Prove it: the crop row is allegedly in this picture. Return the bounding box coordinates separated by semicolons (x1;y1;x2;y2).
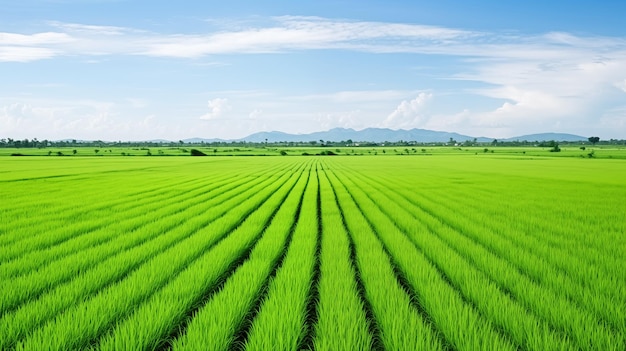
5;160;305;349
1;156;623;350
323;157;625;350
0;161;291;313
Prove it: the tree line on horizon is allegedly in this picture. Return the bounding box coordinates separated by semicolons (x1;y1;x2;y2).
0;136;622;149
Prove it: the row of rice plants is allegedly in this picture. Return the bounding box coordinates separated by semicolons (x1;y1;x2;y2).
13;162;304;350
243;166;319;351
364;156;625;313
409;185;626;336
404;192;623;349
0;158;291;277
0;156;274;242
330;159;624;350
406;172;625;284
0;167;205;242
360;166;626;345
351;157;624;287
0;168;265;279
336;167;580;351
0;166;278;316
471;174;625;249
334;155;624;287
167;165;311;351
0;157;293;254
0;168;233;262
312;167;373;351
323;168;446;350
321;162;517;351
97;162;309;350
433;179;624;261
0;162;291;349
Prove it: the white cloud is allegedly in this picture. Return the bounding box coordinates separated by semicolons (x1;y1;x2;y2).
451;49;626;137
0;17;478;61
316;110;363;130
142;17;475;58
382;93;432;128
0;32;73;45
0;46;58;62
1;101;92;138
47;22;135;36
200;98;231;120
0;97;172;140
249;109;262;120
1;17;624;64
0;31;72;62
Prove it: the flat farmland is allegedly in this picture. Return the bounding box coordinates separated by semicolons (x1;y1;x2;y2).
1;155;624;350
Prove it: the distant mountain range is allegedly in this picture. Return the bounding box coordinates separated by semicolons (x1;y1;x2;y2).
501;133;587;142
183;128;587;144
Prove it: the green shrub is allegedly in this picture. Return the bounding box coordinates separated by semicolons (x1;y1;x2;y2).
190;149;207;156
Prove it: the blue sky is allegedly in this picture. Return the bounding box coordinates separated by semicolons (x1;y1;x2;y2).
2;0;626;141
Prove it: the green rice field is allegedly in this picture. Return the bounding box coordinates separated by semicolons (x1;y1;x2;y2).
1;155;625;350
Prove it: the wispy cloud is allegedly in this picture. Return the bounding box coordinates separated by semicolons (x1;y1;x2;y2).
0;31;73;45
0;31;71;61
2;16;625;63
0;46;58;62
0;17;478;61
47;22;136;36
142;16;477;57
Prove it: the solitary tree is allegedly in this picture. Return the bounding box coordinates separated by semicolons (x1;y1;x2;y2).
549;141;561;152
588;136;600;145
190;149;206;156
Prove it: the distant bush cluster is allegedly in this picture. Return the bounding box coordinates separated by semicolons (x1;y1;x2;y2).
190;149;207;156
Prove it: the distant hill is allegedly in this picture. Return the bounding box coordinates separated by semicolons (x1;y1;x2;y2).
504;133;587;142
239;128;493;143
50;129;590;144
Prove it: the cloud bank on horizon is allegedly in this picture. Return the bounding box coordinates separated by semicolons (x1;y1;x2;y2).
1;1;625;141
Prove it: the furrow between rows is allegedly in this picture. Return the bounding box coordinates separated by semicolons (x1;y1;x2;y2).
0;171;241;262
0;168;270;279
325;166;448;351
0;170;208;244
165;163;310;351
0;168;278;317
325;161;517;351
413;187;626;324
311;165;373;351
243;164;320;351
337;161;622;350
12;163;300;351
0;163;290;349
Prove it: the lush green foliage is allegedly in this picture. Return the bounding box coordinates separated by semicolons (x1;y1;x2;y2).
2;144;626;159
1;155;624;350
